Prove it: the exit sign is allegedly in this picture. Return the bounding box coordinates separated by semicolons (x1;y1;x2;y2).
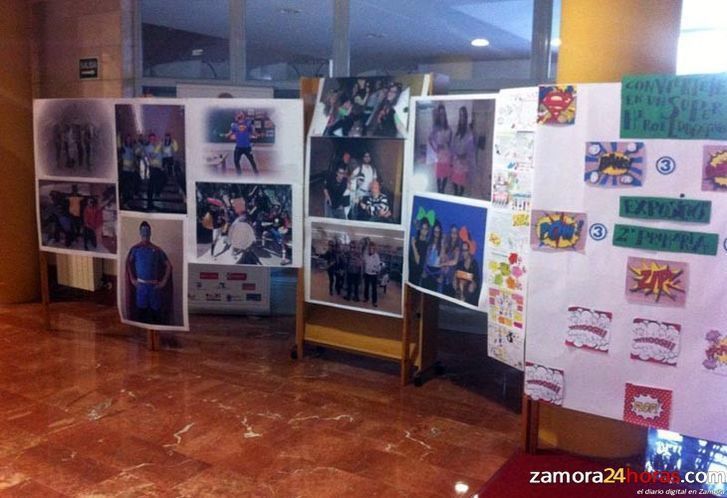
79;57;99;79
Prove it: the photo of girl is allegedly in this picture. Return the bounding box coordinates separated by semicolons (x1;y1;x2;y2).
411;96;496;201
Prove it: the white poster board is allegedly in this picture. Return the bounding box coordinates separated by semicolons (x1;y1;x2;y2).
525;82;727;443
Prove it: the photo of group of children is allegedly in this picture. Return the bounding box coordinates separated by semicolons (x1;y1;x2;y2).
307;221;404;316
194;182;294;266
408;193;488;311
412;97;496;200
307;137;403;225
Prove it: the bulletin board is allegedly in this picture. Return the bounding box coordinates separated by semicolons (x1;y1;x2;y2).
525;78;727;443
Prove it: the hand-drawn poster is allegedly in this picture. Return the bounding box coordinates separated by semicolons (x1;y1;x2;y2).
530;210;587;253
524;362;564;406
488;321;524;370
703;330;727;375
584;141;645;187
538;85;576;125
623;383;672;430
630;318;681;366
486;88;538;371
703;145;727;191
526;80;727;444
625;257;688;308
565;306;611;352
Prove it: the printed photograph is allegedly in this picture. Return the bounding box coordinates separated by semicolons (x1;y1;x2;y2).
118;214;187;330
412;97;496;200
408;194;488;311
37;180;117;257
34;99;116;180
307;137;403;224
311;75;429;138
190;101;304;182
116;103;187;213
194;182;295;267
307;220;404;317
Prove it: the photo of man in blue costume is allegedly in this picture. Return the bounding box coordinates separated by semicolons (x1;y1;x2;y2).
124;221;174;325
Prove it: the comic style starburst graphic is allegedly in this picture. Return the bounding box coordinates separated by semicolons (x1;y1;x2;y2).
628;261;685;302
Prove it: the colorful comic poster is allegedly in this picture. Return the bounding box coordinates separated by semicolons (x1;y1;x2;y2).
584;141;645;187
630;318;681;366
625;257;688;308
530;210;587;252
703;330;727;375
703;145;727;192
537;85;576;125
565;306;611;352
525;362;564;405
623;383;672;430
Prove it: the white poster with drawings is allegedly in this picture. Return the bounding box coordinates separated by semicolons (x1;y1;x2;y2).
486;87;538;371
525;81;727;444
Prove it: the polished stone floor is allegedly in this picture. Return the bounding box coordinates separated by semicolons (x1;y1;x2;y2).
0;301;520;497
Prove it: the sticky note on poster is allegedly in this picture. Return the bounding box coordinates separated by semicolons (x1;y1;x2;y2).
531;210;587;252
630;318;681;366
538;85;576;125
525;362;564;406
620;73;727;140
703;329;727;375
626;257;688;308
584;141;645;187
566;306;611;352
619;196;712;223
613;224;718;256
623;383;672;430
703;145;727;192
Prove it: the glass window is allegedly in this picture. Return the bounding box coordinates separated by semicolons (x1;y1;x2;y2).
141;0;231;80
677;0;727;74
245;0;332;82
349;0;539;90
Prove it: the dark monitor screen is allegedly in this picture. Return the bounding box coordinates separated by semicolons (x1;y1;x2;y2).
646;428;727;495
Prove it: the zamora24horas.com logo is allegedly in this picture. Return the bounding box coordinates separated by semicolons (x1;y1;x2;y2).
530;467;727;493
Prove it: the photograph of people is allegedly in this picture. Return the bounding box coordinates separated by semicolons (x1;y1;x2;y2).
407;194;488;311
191;101;303;182
312;75;429;138
412;97;496;201
228;111;259;175
34;99;116;180
118;215;186;330
115;103;186;213
195;182;294;266
308;137;403;224
37;180;117;256
307;221;404;317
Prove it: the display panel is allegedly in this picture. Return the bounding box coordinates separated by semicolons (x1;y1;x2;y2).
525;81;727;443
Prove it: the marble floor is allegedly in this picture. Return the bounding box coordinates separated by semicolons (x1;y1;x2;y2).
0;301;521;497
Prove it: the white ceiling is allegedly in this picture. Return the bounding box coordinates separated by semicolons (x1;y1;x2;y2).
141;0;560;71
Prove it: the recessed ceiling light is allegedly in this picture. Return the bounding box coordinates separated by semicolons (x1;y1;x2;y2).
552;37;562;47
454;482;470;494
471;38;490;47
279;7;301;14
191;48;204;56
